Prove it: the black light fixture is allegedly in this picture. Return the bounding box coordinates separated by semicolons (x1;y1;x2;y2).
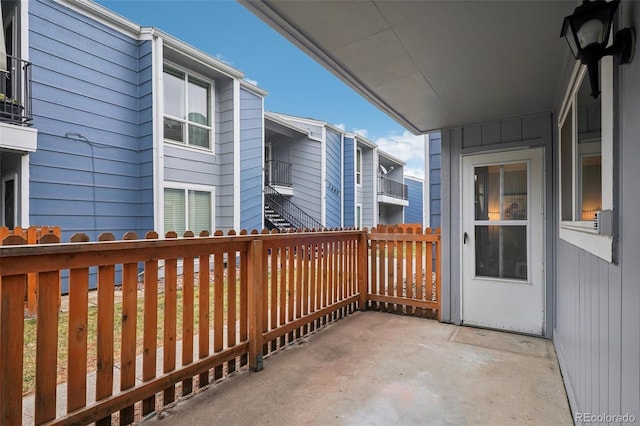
561;0;635;98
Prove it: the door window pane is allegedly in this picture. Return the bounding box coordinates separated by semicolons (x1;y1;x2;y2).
503;163;527;221
475;225;527;280
475;163;527;221
474;166;500;221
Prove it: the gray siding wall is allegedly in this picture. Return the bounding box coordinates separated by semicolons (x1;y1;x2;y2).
552;3;640;418
163;145;217;186
429;132;441;229
379;204;403;225
441;112;554;334
29;0;151;241
290;135;322;222
239;88;263;232
270;140;291;163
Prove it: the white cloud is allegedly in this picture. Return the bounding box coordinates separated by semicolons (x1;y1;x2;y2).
403;167;425;180
215;53;232;65
334;123;346;131
374;130;425;162
373;130;426;177
244;78;259;86
352;128;368;138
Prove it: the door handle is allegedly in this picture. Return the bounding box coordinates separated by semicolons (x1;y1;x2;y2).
463;232;469;244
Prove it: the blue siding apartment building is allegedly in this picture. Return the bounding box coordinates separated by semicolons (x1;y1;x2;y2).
1;0;266;240
1;0;423;239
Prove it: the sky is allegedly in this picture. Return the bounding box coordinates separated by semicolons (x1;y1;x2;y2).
96;0;426;179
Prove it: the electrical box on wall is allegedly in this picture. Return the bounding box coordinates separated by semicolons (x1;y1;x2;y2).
594;210;613;235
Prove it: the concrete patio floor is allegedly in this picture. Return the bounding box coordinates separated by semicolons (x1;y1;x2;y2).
142;311;572;425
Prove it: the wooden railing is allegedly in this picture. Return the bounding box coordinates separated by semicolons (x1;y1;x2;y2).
366;226;441;319
0;226;62;316
0;226;440;425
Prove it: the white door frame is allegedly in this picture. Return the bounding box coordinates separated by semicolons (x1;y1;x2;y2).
460;147;545;335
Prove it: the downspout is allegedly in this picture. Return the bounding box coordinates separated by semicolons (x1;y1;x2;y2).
260;97;265;231
20;0;31;227
150;30;165;234
424;133;431;228
320;126;326;226
340;132;344;228
354;140;357;228
233;79;241;232
373;147;379;227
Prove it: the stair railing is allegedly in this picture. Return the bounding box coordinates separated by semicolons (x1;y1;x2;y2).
264;184;324;230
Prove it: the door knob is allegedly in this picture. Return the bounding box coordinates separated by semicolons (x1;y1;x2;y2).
463;232;469;244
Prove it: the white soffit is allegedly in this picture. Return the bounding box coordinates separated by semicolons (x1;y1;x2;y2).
241;0;576;134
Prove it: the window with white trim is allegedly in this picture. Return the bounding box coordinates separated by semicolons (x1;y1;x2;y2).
558;56;614;261
164;187;213;236
356;148;362;186
163;66;213;150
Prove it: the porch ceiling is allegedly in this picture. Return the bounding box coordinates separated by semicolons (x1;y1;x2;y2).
241;1;576;134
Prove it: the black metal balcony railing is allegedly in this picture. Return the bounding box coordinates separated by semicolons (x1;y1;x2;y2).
378;176;408;200
0;55;33;126
265;160;292;187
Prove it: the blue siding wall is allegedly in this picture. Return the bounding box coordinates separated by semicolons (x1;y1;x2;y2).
239;88;263;231
343;136;355;227
29;0;151;243
325;129;342;228
405;178;423;225
429;132;441;228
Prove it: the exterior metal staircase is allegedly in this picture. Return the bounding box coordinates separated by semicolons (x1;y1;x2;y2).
264;204;295;231
264;184;324;231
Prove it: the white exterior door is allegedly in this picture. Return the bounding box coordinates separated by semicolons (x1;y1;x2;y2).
461;148;545;335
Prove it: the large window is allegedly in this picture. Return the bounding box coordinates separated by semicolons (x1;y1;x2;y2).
558;57;613;261
164;187;213;236
163;66;213;150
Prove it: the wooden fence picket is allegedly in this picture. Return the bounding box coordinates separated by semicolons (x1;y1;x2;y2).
67;233;90;413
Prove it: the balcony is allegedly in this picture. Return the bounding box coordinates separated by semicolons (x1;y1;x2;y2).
265;159;293;195
1;55;33;126
378;176;409;206
0;55;37;153
0;226;572;424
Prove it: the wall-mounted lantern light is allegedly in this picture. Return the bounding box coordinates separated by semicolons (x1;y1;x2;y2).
561;0;635;98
